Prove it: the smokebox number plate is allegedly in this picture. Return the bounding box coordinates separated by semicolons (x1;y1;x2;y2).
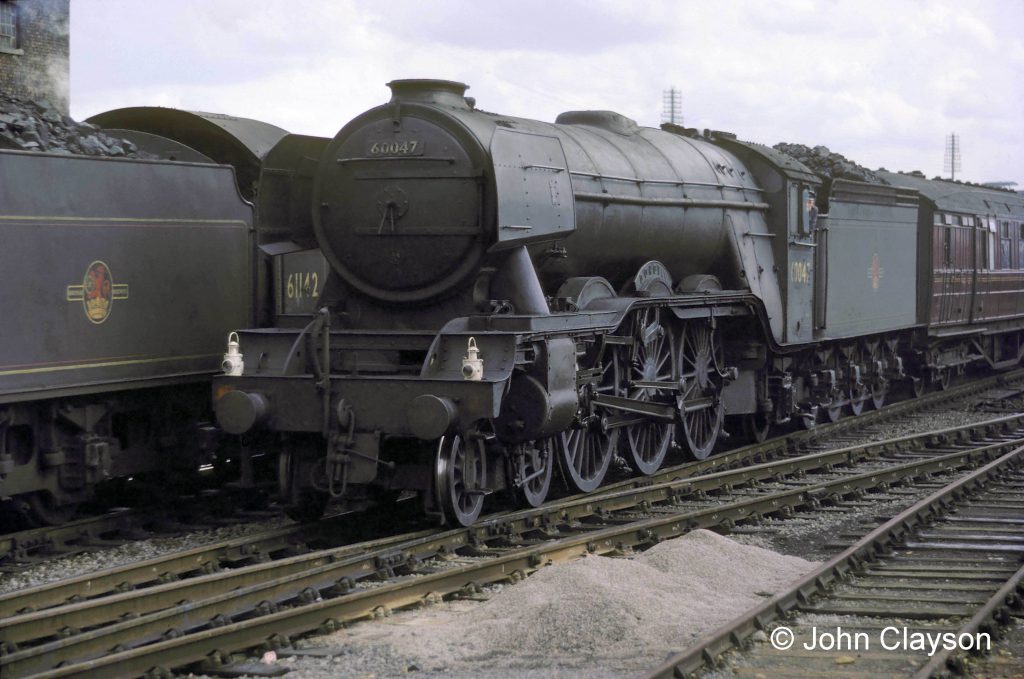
367;139;424;156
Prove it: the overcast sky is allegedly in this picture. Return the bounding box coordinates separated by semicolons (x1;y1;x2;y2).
70;0;1023;187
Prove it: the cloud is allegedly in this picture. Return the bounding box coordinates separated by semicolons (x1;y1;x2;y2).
367;0;670;53
70;0;1024;187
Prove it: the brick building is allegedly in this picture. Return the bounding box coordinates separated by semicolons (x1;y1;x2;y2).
0;0;70;113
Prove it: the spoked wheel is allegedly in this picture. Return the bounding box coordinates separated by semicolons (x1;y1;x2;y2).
819;352;845;423
675;320;724;460
435;434;487;526
24;492;78;527
621;307;675;475
869;379;887;410
909;375;926;398
846;347;870;416
511;437;557;508
278;443;329;523
934;368;952;391
849;380;869;416
560;343;621;493
560;425;614;493
866;343;894;410
741;411;771;444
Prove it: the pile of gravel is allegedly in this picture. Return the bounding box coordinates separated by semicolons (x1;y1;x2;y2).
0;92;145;157
311;529;817;676
773;142;889;185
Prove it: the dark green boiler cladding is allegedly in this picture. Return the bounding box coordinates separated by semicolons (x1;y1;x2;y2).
313;79;778;328
211;77;1024;526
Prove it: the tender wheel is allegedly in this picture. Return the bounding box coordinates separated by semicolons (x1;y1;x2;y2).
870;382;887;410
847;347;870;416
278;442;329;523
621;307;675;475
560;342;621;493
909;375;925;398
849;393;866;416
741;412;771;444
868;343;892;410
512;437;557;508
675;320;724;460
934;368;952;391
849;383;869;416
24;492;78;527
819;351;845;423
435;434;486;526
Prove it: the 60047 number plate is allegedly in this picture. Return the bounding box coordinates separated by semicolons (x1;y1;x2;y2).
367;139;424;156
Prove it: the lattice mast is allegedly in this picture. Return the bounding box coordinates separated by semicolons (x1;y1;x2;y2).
944;133;961;181
662;87;683;126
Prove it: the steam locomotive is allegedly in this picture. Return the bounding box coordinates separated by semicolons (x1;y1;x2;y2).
212;79;1024;526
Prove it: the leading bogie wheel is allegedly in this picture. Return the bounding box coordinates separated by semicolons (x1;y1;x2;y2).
435;434;487;526
512;437;557;508
278;444;329;523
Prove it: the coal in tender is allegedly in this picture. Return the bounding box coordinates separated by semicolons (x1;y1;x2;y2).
0;92;147;158
773;141;889;185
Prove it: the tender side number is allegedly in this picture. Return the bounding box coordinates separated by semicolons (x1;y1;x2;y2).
286;271;320;300
368;139;423;156
791;260;811;285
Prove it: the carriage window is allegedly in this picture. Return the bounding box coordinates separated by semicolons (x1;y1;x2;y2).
1000;232;1013;269
1018;223;1024;269
944;214;954;225
934;212;944;225
980;231;996;270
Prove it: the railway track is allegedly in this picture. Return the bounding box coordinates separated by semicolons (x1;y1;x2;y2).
0;500;287;574
3;369;1020;571
646;443;1024;679
2;410;1023;677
